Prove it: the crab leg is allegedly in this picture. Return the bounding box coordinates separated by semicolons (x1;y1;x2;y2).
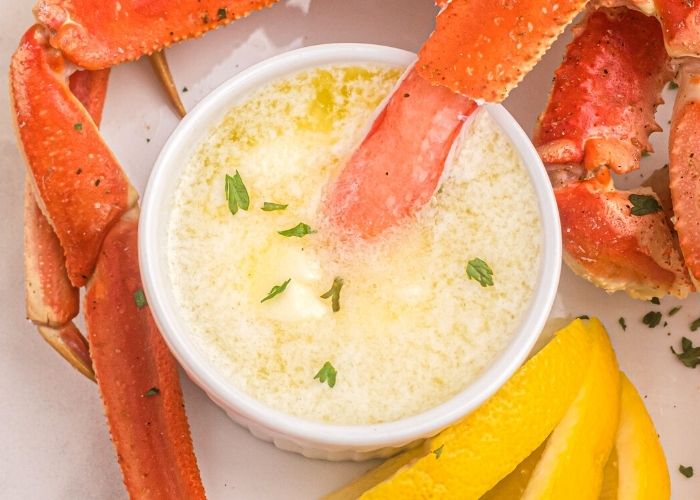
86;209;205;498
22;64;110;380
24;180;94;380
534;7;692;299
669;61;700;285
327;0;586;238
34;0;280;69
325;68;476;238
12;26;204;497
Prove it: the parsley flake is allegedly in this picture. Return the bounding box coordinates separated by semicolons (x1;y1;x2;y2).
314;361;337;388
261;278;291;303
642;311;662;328
641;150;650;157
619;317;627;331
225;171;250;216
261;202;288;212
320;277;344;312
217;7;227;19
629;194;661;216
144;387;160;397
433;444;444;459
577;315;590;320
278;222;315;238
73;123;83;131
671;337;700;368
691;317;700;332
650;297;660;305
680;465;694;478
669;81;679;90
466;258;494;287
134;289;147;309
669;306;682;316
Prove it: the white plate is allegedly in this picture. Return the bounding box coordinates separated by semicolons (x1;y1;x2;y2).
0;1;697;498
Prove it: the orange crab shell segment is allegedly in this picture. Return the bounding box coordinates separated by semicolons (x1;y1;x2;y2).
669;64;700;282
85;209;205;499
34;0;280;69
24;179;79;327
11;25;136;287
535;8;670;175
556;179;692;299
325;67;476;238
654;0;700;57
417;0;586;102
68;69;111;126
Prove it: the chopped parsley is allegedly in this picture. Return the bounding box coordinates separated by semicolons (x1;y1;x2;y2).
278;222;315;238
641;150;650;157
144;387;160;397
260;278;291;303
669;81;679;90
314;361;337;388
671;337;700;368
261;202;288;212
642;311;662;328
320;277;344;312
629;194;661;216
619;317;627;331
650;297;660;305
691;317;700;332
217;7;227;20
433;444;444;459
133;289;147;309
73;123;83;131
680;465;694;478
225;171;250;215
577;315;590;320
669;306;682;316
466;258;494;287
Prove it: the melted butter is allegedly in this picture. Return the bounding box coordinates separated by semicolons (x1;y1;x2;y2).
168;64;542;424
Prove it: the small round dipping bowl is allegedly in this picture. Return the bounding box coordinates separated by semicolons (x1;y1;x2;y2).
139;43;561;461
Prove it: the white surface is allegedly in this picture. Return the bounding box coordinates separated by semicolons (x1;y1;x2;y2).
0;1;697;498
140;43;560;460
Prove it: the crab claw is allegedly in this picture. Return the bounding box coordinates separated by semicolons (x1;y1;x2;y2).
556;177;691;299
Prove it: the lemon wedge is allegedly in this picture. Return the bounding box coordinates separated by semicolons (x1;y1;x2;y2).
324;318;596;499
599;373;670;500
520;317;620;499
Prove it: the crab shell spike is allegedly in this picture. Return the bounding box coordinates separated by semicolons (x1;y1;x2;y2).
669;61;700;284
34;0;280;69
535;8;670;175
85;208;205;499
556;178;692;299
325;67;476;238
417;0;587;102
11;25;137;287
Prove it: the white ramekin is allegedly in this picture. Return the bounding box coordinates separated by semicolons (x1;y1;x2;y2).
139;43;561;461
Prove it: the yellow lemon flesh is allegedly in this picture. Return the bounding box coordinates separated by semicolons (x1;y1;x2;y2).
325;318;596;499
520;317;620;499
599;373;670;500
